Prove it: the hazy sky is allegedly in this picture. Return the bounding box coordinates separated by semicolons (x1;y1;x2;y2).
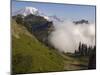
12;0;96;23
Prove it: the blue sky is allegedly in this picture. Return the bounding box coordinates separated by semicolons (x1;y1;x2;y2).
12;1;96;23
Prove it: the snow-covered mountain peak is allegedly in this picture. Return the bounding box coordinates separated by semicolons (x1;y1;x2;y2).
13;6;39;16
24;7;38;12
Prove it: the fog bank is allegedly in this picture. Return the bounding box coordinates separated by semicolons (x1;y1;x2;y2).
48;21;95;53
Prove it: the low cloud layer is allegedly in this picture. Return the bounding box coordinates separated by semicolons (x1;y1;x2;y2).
48;21;95;53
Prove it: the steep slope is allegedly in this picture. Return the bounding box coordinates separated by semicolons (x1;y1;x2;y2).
12;19;64;74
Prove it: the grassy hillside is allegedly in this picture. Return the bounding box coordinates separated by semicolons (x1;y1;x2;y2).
12;18;89;74
12;19;64;74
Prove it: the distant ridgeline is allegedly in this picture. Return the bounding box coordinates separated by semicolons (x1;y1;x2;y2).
13;14;54;45
73;19;89;25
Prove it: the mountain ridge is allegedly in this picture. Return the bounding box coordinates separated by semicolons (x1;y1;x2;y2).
12;6;63;22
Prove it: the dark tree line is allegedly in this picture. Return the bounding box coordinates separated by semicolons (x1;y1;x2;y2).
74;42;96;69
74;42;96;56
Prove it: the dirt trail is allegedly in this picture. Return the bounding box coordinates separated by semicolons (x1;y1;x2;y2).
59;52;89;70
